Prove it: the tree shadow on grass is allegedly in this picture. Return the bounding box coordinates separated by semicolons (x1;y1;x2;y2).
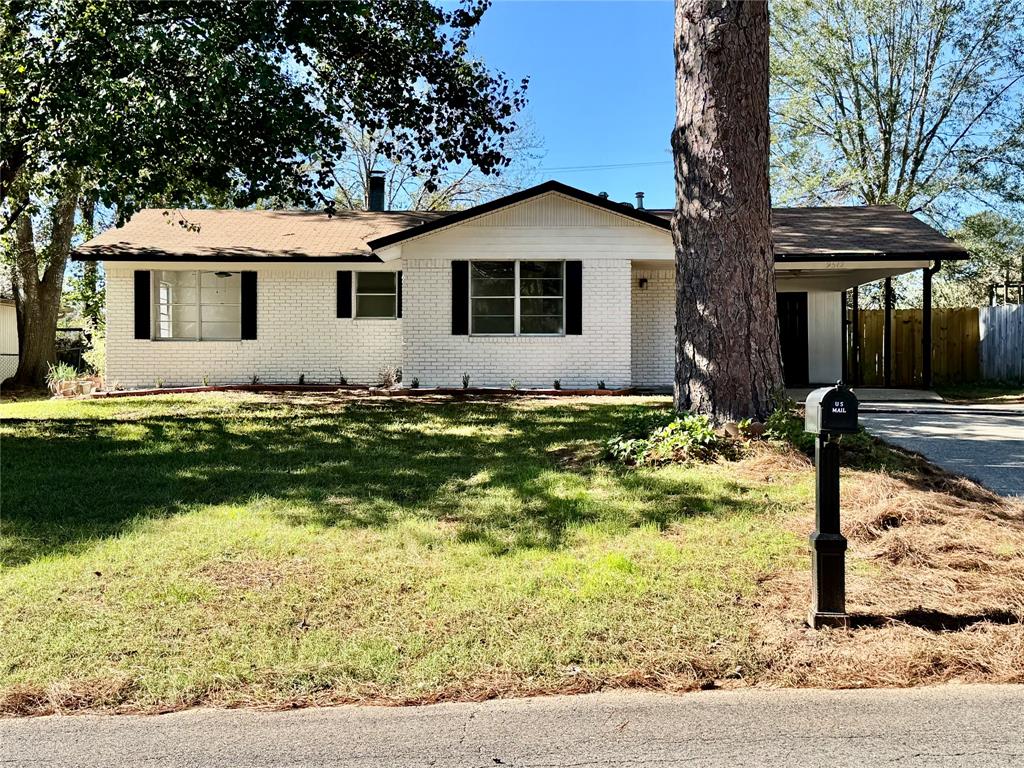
1;399;751;565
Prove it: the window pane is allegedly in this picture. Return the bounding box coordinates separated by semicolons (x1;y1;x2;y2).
200;272;240;303
520;261;562;279
520;315;564;335
201;304;241;323
471;277;515;296
156;321;198;340
356;295;396;318
471;262;514;279
520;298;564;317
200;321;241;340
357;272;396;294
520;278;563;297
471;297;515;317
472;314;515;334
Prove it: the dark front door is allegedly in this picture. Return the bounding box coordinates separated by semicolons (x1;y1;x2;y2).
776;292;809;387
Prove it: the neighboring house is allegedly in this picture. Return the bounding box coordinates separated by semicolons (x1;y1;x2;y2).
71;180;968;390
0;294;18;382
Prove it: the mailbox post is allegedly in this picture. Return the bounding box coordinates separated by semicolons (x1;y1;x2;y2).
804;383;859;629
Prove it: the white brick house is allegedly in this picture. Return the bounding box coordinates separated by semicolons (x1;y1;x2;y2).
73;180;968;391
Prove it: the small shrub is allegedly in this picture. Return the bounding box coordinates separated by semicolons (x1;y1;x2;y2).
251;374;261;385
201;374;210;387
509;378;520;391
410;377;420;389
553;379;561;390
764;394;814;453
298;373;305;385
155;378;165;389
338;370;347;385
378;366;402;388
45;362;78;394
82;326;105;375
462;372;470;389
606;408;724;466
597;380;606;390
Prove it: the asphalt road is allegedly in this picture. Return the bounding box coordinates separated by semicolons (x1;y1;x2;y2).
2;685;1023;767
860;403;1024;496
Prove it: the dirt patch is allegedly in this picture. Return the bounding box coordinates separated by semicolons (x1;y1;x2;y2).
0;677;139;717
197;557;315;592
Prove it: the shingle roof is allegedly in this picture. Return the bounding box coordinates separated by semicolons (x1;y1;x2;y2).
71;208;449;262
647;205;968;259
71;187;968;263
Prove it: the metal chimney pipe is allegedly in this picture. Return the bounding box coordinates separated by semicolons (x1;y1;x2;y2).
635;191;645;210
368;171;386;211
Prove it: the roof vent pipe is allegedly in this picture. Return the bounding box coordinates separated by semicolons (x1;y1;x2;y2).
368;171;386;211
598;191;609;199
635;191;645;210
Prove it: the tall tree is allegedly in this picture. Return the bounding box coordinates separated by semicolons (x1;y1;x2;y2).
771;0;1024;222
673;0;783;422
939;212;1024;305
1;0;526;386
325;121;542;212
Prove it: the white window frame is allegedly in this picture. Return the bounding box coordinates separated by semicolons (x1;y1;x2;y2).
354;271;398;319
152;270;241;341
470;260;565;337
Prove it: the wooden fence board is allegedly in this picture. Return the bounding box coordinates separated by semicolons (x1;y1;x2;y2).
849;307;982;386
980;305;1024;381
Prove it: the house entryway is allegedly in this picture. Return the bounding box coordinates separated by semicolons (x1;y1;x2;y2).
777;292;809;387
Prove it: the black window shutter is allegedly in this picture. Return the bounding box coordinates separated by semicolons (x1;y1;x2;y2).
565;261;583;335
240;271;257;340
337;271;352;318
396;271;403;318
134;270;151;340
451;261;469;335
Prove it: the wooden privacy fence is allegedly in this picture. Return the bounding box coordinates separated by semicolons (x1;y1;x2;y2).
980;305;1024;381
849;308;980;387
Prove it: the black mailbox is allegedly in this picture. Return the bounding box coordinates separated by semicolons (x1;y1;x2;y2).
805;384;859;435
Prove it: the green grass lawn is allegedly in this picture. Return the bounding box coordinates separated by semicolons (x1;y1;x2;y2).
0;393;807;712
936;381;1024;402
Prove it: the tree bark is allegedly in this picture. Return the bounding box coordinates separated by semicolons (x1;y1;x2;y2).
672;0;783;422
10;183;80;388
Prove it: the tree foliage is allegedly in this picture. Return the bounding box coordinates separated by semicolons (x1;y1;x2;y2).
771;0;1024;223
0;0;526;385
938;212;1024;304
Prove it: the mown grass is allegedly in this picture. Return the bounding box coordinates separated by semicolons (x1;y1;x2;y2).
1;393;805;712
936;381;1024;403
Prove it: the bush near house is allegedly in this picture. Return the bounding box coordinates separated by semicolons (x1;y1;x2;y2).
1;393;1021;715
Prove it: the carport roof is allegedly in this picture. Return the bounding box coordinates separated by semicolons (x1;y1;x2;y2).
71;181;968;262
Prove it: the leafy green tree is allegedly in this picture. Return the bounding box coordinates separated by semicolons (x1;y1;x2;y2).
939;212;1024;305
1;0;526;386
771;0;1024;221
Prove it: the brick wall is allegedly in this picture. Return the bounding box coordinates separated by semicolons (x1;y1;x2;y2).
401;257;633;389
631;267;675;387
105;263;402;388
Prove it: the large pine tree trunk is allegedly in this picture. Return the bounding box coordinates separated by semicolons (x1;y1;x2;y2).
672;0;783;422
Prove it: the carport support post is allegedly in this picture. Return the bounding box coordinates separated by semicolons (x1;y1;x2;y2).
883;277;893;387
922;260;941;390
809;434;848;629
851;286;860;386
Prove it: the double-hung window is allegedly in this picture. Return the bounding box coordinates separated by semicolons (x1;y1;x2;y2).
153;270;241;340
355;272;398;318
470;261;564;335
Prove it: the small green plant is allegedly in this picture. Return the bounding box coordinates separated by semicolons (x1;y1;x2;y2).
462;372;470;389
410;377;420;389
338;370;347;386
509;378;520;391
45;362;78;394
155;378;165;389
298;373;305;385
553;379;561;390
82;326;105;375
251;374;261;385
764;393;814;453
201;374;210;387
606;409;724;466
597;380;606;390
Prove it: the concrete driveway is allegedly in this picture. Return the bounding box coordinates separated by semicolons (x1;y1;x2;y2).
2;686;1023;768
860;403;1024;496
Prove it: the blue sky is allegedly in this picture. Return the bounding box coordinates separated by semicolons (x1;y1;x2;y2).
469;1;677;208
